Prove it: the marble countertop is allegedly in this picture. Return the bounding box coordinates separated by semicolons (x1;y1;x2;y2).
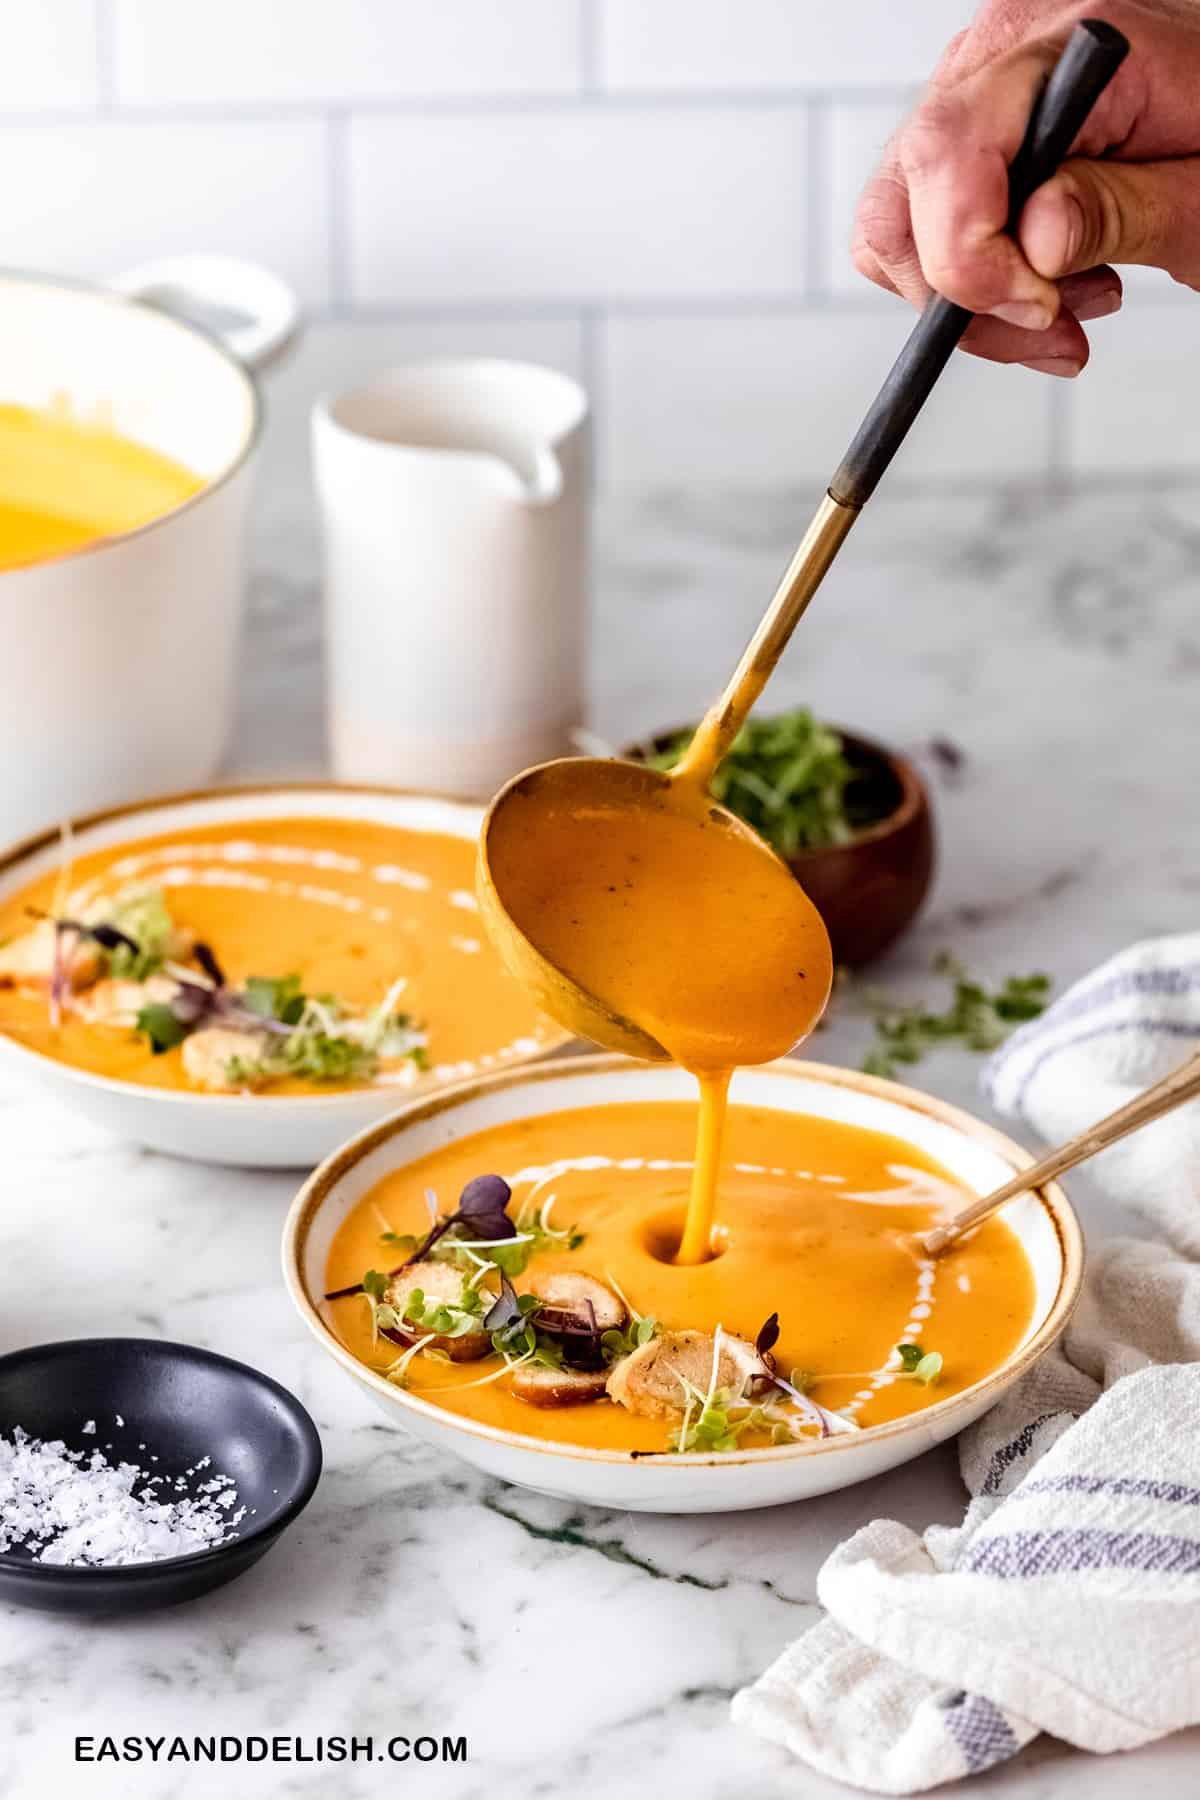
3;440;1200;1797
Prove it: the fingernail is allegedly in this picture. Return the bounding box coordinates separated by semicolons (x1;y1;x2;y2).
1060;195;1085;270
1071;289;1122;323
992;300;1056;331
1024;358;1082;379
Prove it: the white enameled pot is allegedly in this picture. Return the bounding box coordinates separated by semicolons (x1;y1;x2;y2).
0;256;299;846
283;1056;1084;1514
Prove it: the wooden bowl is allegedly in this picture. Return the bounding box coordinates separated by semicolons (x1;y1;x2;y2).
626;726;934;967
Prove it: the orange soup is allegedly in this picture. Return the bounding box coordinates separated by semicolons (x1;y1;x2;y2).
324;1099;1036;1454
0;816;557;1095
0;404;202;568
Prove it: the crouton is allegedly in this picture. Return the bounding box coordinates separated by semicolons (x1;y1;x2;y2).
606;1329;761;1418
181;1026;270;1092
510;1364;609;1407
384;1259;491;1362
524;1270;626;1334
0;921;101;991
74;973;178;1026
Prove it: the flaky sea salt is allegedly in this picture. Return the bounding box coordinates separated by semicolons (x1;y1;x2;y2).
0;1427;246;1566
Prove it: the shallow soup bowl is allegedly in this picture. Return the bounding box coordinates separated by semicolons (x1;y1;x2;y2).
0;783;567;1168
282;1056;1083;1514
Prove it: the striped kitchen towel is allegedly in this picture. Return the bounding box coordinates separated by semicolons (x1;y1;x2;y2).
733;934;1200;1792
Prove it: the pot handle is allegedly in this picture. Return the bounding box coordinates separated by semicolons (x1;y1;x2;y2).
108;255;300;373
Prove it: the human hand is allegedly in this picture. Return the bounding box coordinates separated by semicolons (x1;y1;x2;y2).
854;0;1200;373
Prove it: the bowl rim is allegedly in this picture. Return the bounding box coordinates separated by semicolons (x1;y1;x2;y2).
0;1335;322;1583
282;1051;1084;1471
623;720;930;862
0;778;571;1111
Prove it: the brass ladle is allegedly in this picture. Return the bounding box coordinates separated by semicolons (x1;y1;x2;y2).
478;21;1129;1056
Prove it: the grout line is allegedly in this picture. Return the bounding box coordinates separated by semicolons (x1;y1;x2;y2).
579;306;603;488
578;0;601;95
325;109;351;316
804;95;829;300
18;83;933;127
310;294;907;325
93;0;116;111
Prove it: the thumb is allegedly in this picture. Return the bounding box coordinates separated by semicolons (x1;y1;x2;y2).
1019;157;1200;286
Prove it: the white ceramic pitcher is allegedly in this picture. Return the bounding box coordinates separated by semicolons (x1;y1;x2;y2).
313;358;589;799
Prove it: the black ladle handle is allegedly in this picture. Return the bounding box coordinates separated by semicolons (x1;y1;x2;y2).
828;17;1129;511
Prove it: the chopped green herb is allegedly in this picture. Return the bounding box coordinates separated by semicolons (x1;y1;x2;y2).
643;708;889;856
135;1001;190;1055
896;1343;943;1384
379;1231;420;1252
861;955;1051;1080
102;887;183;980
242;972;306;1026
600;1313;659;1362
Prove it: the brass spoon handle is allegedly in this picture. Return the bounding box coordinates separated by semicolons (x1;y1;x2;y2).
674;493;856;786
673;18;1129;794
922;1047;1200;1255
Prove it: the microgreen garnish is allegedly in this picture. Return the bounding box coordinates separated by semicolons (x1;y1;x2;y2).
513;1191;586;1256
323;1175;518;1303
750;1311;859;1441
896;1343;943;1384
861;954;1051;1080
644;709;892;856
135;1002;191;1055
242;973;305;1026
379;1231;420;1252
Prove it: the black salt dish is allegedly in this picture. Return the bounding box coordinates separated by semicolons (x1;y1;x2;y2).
0;1338;322;1614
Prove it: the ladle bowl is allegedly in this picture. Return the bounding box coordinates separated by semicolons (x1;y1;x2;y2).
477;754;820;1060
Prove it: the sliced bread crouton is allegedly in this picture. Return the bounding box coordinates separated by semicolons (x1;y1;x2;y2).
606;1329;761;1418
524;1270;626;1333
510;1363;610;1407
384;1258;491;1362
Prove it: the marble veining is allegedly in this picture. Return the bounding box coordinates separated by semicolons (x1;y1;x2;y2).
1;448;1199;1796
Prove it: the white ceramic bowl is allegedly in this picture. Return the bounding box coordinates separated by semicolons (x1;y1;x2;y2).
0;783;565;1168
283;1055;1083;1513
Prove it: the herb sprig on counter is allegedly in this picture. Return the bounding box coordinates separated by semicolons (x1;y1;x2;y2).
643;709;885;856
861;954;1051;1080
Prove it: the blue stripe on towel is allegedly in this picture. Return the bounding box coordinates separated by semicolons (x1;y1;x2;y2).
940;1692;1020;1772
1011;1474;1200;1509
1009;1018;1200;1115
986;963;1200;1088
963;1529;1200;1577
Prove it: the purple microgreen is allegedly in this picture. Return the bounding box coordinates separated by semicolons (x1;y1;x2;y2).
756;1312;781;1359
752;1311;858;1440
535;1295;606;1370
326;1173;518;1303
483;1273;524;1335
193;941;226;988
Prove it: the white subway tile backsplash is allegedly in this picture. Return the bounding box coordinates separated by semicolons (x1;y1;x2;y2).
1065;306;1200;473
0;0;99;111
0;1;1185;489
347;106;806;304
601;308;1054;486
113;0;582;106
0;122;329;303
600;0;971;90
827;97;914;296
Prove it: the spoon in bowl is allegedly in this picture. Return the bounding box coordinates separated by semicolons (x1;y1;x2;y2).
478;20;1130;1059
922;1046;1200;1256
